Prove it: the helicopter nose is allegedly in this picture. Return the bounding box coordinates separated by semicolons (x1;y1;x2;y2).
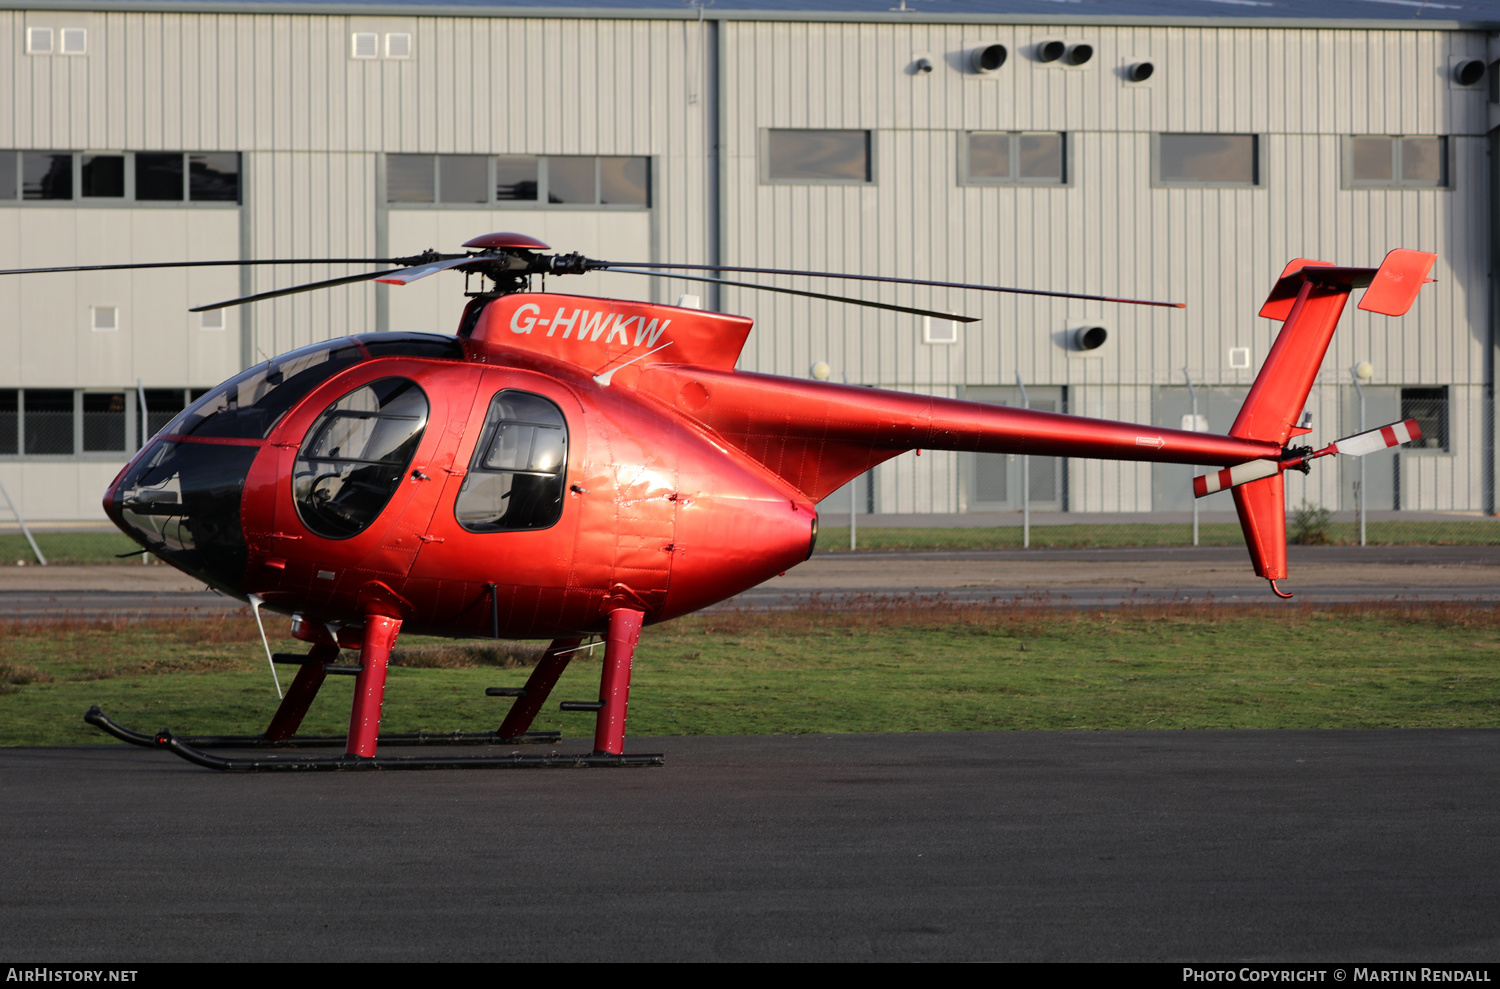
106;438;260;595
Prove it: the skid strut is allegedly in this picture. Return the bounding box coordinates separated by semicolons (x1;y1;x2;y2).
85;608;663;770
594;608;644;756
347;614;400;758
264;642;336;740
495;637;582;738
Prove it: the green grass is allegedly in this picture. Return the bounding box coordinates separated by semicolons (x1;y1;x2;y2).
0;531;151;565
817;520;1500;551
0;519;1492;565
3;598;1498;746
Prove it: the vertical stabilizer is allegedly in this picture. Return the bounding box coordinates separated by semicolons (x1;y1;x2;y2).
1225;250;1435;596
1232;473;1287;582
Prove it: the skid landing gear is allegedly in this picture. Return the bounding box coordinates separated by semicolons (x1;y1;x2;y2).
84;707;562;750
85;607;663;772
151;731;662;771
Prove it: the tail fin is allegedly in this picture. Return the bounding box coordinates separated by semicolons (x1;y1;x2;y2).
1226;249;1437;592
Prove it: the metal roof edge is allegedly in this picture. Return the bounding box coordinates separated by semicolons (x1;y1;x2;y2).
0;0;1492;31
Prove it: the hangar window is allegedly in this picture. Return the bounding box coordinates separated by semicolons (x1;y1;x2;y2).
1400;387;1449;453
349;32;411;60
0;391;76;456
0;392;15;454
1345;136;1448;188
0;151;240;204
762;130;872;183
81;154;125;198
963;132;1067;184
21;153;72;199
1154;134;1260;186
386;155;649;207
454;391;569;533
0;386;225;459
23;390;75;456
83;393;127;452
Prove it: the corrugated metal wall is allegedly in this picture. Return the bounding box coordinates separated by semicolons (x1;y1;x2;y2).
717;21;1491;513
0;9;1490;517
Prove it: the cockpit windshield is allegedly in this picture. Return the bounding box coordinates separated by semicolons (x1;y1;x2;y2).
157;333;463;441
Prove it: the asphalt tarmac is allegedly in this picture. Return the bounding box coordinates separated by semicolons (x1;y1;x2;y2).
5;548;1497;961
0;545;1496;619
3;730;1499;962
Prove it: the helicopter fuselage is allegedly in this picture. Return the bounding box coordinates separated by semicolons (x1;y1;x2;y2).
105;321;820;640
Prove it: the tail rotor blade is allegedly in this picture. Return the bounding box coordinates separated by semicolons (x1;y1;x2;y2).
1331;419;1423;457
1193;460;1280;498
1194;418;1426;498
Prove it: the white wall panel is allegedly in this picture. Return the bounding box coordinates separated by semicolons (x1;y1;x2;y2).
0;460;134;521
0;10;1491;514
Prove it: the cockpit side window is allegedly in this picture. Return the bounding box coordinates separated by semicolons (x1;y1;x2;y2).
454;390;568;533
293;377;429;539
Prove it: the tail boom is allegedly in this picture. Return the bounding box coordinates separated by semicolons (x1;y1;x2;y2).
638;365;1281;501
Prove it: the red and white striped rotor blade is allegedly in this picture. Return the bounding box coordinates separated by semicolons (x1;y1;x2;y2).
1331;418;1423;457
1193;460;1280;498
1194;418;1425;498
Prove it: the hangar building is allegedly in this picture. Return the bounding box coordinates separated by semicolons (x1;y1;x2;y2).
1;0;1497;520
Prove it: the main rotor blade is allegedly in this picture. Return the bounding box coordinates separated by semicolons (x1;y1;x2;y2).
0;258;401;277
189;269;395;312
375;256;480;285
599;261;1185;309
605;268;979;323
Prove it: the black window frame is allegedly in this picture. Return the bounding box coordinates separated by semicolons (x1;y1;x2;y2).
0;151;241;205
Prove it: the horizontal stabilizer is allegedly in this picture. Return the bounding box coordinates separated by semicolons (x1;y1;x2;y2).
1258;258;1335;321
1357;250;1438;317
1333;419;1423;457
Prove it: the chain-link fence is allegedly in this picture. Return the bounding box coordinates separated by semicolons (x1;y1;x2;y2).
818;390;1498;551
817;511;1500;552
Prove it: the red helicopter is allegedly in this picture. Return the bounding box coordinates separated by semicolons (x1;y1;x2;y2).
2;235;1435;770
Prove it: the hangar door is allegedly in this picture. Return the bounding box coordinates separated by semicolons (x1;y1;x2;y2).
965;386;1066;513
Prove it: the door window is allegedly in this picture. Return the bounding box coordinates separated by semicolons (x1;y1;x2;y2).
293;377;429;539
454;390;569;532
